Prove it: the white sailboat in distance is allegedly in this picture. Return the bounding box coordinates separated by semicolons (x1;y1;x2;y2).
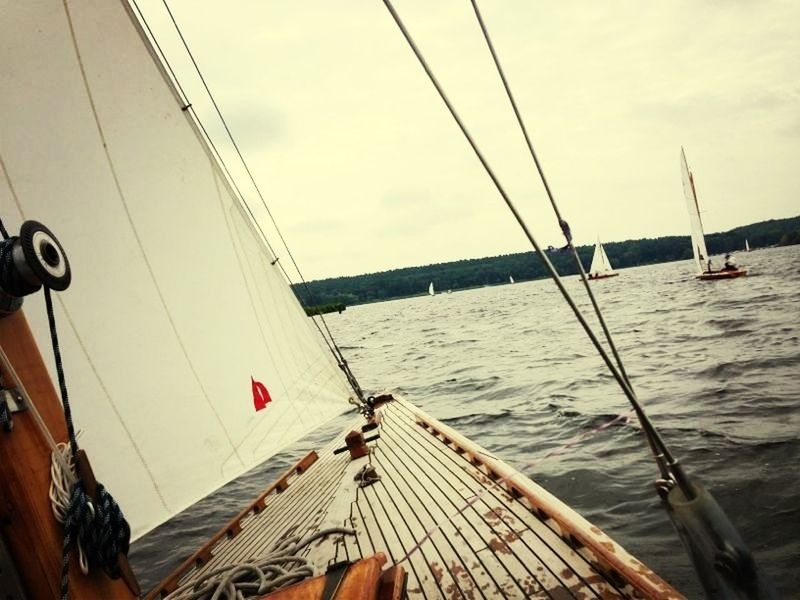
509;275;515;284
680;148;748;280
587;238;619;280
428;281;435;296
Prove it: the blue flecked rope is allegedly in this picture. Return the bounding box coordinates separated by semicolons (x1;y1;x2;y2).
43;287;132;600
0;236;31;298
0;233;17;432
0;226;20;431
0;394;10;431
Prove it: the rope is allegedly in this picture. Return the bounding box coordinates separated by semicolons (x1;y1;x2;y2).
0;394;10;431
468;1;631;382
0;237;31;297
381;0;686;494
50;441;90;574
43;288;132;600
0;343;73;478
165;528;355;600
467;0;669;480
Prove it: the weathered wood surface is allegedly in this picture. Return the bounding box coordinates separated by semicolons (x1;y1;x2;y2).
158;397;683;599
0;310;137;599
258;553;404;600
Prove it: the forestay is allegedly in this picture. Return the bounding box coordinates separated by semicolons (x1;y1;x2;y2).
0;0;353;539
680;148;709;273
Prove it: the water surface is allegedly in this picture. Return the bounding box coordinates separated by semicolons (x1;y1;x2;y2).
134;246;799;597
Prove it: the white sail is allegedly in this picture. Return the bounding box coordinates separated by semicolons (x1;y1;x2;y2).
428;281;435;296
509;275;515;284
680;148;710;273
0;0;353;539
588;240;615;276
745;239;750;252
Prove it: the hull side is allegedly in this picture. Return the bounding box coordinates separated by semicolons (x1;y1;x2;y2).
697;269;748;280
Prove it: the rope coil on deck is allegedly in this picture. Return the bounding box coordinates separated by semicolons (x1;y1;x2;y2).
166;528;355;600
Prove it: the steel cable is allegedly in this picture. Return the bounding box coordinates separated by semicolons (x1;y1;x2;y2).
381;0;687;492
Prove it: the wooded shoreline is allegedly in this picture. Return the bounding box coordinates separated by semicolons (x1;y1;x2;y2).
296;215;799;309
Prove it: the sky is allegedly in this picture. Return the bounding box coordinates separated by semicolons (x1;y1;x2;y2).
137;0;800;280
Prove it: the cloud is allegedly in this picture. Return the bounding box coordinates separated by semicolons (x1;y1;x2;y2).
140;0;800;279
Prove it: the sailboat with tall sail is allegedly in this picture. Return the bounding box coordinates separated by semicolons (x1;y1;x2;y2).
745;239;751;252
427;281;435;296
0;2;774;599
587;238;619;280
680;148;748;280
509;274;515;283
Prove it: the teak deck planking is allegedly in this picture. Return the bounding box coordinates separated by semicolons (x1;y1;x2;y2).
156;396;683;599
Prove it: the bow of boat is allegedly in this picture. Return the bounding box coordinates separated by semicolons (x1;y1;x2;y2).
150;395;682;599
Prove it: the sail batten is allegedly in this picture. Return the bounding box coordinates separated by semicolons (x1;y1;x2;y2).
1;0;353;539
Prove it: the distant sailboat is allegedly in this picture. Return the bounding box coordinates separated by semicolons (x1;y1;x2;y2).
745;239;751;252
428;281;435;296
509;275;515;284
587;239;619;280
680;148;747;280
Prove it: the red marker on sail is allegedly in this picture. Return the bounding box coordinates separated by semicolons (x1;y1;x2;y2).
251;377;272;411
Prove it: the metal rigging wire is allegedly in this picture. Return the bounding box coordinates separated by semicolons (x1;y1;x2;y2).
381;0;689;495
131;0;365;402
465;0;671;480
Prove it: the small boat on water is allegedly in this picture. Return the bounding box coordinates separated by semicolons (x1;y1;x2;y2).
509;275;515;284
587;239;619;280
745;239;751;252
680;148;748;281
427;281;435;296
0;2;773;599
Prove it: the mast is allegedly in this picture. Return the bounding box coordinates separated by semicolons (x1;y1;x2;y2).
2;0;354;541
0;224;137;598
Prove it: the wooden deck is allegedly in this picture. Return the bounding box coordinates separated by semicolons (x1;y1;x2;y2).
154;396;682;599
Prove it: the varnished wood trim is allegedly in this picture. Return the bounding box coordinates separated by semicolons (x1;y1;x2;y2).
407;400;684;600
0;310;136;599
260;553;387;599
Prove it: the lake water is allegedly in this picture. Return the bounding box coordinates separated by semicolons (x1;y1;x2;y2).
133;246;800;597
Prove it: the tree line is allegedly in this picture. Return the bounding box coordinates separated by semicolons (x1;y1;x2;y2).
294;215;799;308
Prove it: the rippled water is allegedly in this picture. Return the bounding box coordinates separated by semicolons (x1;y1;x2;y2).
133;246;800;597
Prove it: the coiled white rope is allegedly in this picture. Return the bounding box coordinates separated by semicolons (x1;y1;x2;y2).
166;527;355;600
49;439;90;575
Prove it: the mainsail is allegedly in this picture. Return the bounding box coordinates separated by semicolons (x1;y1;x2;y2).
680;148;710;273
0;0;353;539
588;240;615;276
428;281;435;296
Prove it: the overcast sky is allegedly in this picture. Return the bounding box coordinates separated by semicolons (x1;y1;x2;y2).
138;1;799;280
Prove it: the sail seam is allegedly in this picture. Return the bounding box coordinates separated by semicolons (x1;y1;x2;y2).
61;0;245;470
223;192;313;434
1;150;170;514
0;154;26;220
125;0;283;264
154;0;365;403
